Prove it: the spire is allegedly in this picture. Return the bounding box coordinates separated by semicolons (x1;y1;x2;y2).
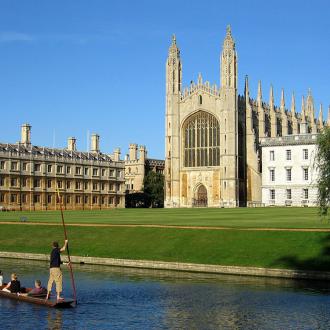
280;88;288;135
172;34;176;45
269;85;274;110
269;85;276;137
300;96;308;134
328;106;330;127
166;34;181;95
291;92;296;114
280;88;285;112
244;75;250;99
223;24;235;48
318;104;324;129
306;88;314;118
301;96;306;121
291;92;298;134
306;89;316;132
220;25;237;89
226;25;232;36
257;80;262;107
245;75;253;130
168;34;180;58
198;72;203;85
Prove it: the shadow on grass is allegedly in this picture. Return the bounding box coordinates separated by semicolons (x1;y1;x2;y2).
272;234;330;272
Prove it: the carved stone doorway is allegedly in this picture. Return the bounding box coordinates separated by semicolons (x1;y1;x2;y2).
193;184;208;207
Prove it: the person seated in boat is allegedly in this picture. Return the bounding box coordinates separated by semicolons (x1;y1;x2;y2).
28;280;47;296
2;273;21;293
18;279;47;297
0;270;3;286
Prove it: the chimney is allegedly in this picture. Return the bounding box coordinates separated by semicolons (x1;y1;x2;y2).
113;148;121;161
67;137;77;151
21;123;31;145
90;133;100;153
129;143;138;160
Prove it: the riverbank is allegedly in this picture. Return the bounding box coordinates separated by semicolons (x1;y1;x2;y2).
2;251;330;281
1;223;330;272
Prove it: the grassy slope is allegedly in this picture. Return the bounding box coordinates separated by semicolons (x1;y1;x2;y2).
1;224;330;271
0;207;328;229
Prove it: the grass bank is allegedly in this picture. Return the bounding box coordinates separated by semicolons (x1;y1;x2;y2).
1;224;330;271
0;207;328;229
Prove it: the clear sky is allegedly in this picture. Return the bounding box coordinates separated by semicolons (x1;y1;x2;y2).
0;0;329;159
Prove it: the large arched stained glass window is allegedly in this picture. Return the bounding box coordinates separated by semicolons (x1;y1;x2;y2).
183;111;220;167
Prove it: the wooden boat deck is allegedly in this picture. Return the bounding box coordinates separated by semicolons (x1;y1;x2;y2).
0;285;74;308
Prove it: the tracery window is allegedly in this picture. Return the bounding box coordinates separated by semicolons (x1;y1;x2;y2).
183;111;220;167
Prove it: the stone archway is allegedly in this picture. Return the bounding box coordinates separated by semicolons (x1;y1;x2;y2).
193;184;208;207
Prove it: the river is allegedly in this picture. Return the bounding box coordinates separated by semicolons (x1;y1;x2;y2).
1;258;330;329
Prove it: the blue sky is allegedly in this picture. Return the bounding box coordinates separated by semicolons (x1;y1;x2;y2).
0;0;329;159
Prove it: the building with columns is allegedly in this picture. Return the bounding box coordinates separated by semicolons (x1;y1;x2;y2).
165;26;329;208
0;124;125;210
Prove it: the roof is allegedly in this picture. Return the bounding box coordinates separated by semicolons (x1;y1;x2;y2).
0;142;118;163
260;134;318;147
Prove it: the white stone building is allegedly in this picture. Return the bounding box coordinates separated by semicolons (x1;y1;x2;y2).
261;134;319;207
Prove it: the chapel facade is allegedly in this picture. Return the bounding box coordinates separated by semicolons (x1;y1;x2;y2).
164;26;328;208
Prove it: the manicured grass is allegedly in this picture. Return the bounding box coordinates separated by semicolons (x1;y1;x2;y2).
1;224;330;271
0;207;328;229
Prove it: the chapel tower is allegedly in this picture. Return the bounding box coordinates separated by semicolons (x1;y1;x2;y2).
165;35;182;207
219;25;239;205
165;27;243;208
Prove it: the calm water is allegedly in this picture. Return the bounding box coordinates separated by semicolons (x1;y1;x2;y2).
1;258;330;329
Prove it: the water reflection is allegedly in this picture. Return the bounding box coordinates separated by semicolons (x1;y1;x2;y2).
1;258;330;329
47;310;63;330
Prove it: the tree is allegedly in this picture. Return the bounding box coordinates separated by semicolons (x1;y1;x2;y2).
316;127;330;218
143;171;164;208
125;192;147;208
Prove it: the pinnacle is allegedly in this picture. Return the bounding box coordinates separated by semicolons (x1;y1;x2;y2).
226;25;232;36
257;80;262;106
291;92;296;113
172;34;176;45
269;85;274;105
280;88;285;110
244;76;249;95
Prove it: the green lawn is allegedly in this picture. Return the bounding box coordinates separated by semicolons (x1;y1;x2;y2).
1;208;329;272
0;207;328;229
1;224;330;271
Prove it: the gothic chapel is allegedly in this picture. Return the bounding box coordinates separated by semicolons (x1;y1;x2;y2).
164;26;326;208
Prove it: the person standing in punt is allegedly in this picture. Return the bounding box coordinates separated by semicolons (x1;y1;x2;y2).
46;240;68;301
